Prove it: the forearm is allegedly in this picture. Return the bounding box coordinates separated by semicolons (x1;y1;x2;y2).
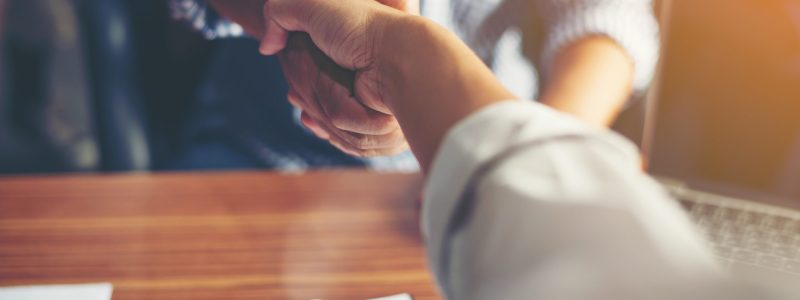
538;36;634;127
207;0;265;37
379;16;515;171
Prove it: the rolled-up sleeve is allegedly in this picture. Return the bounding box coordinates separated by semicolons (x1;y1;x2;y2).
536;0;660;94
422;101;765;299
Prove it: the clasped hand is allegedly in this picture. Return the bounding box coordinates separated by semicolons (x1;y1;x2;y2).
262;0;418;157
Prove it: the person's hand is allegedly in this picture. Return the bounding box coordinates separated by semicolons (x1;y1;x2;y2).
261;0;513;170
277;34;406;157
269;0;418;157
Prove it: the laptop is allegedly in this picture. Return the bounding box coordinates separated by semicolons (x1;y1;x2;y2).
646;0;800;285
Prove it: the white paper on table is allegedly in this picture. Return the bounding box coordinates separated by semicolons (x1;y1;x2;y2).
368;293;413;300
0;282;113;300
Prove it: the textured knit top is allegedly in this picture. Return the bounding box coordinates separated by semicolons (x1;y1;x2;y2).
423;0;660;99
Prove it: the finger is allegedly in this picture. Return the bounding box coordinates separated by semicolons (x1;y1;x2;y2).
311;119;364;156
286;90;303;109
260;1;289;55
286;83;324;119
267;0;389;69
315;68;400;135
288;89;331;131
362;142;411;157
329;133;409;157
305;109;406;155
289;90;334;140
282;33;399;135
331;135;411;157
328;125;408;152
300;111;331;140
280;34;330;119
378;0;419;14
353;69;393;115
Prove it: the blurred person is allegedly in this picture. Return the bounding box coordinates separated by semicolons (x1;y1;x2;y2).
258;0;792;298
0;0;98;173
172;0;657;161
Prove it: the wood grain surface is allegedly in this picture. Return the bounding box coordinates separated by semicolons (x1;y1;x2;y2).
0;170;439;300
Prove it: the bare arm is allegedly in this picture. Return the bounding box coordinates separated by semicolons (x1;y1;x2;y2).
533;0;658;127
380;18;515;170
538;36;634;127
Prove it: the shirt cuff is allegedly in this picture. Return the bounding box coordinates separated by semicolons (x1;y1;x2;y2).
538;0;660;95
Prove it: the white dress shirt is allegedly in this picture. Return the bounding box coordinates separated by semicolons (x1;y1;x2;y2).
423;101;778;299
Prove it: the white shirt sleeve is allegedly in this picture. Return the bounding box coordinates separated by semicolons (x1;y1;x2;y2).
422;100;774;299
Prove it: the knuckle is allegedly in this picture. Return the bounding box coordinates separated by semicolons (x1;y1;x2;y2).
320;101;355;132
337;131;376;150
370;115;399;134
350;134;376;150
327;109;350;130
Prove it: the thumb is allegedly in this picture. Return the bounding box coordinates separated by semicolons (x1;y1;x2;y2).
378;0;419;14
259;0;290;55
261;0;391;69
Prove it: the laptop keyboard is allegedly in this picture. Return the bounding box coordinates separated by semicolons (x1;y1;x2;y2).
682;199;800;274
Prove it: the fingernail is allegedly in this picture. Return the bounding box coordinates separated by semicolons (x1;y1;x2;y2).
301;114;330;140
259;39;272;55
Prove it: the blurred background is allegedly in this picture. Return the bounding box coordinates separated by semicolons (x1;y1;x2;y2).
2;0;800;186
0;0;368;175
649;0;800;200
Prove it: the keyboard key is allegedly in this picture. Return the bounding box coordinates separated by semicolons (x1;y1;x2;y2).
781;219;799;232
684;200;800;271
784;260;800;274
717;258;734;268
760;216;776;227
749;231;775;244
713;245;734;258
772;233;794;245
772;246;796;260
736;211;751;223
717;207;740;222
747;212;767;226
749;242;773;253
679;200;696;210
693;203;711;213
757;255;785;269
707;231;726;243
726;224;748;236
771;216;791;229
793;222;800;235
725;235;748;247
732;249;759;264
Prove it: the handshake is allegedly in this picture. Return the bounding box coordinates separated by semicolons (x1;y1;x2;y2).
260;0;420;157
211;0;512;169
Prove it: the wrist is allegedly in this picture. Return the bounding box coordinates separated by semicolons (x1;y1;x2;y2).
373;14;514;171
373;13;431;111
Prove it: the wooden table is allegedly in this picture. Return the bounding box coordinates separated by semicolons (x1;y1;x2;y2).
0;170;439;300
